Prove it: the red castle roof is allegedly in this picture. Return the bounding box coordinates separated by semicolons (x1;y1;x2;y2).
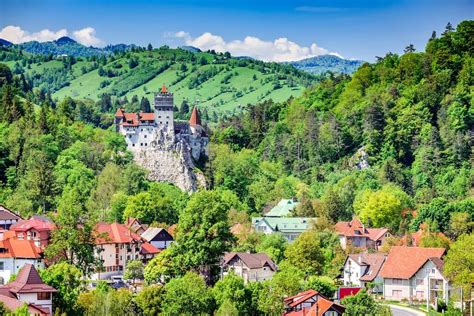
161;84;167;93
189;106;201;126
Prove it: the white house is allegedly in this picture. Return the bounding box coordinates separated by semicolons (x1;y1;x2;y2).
335;217;390;250
0;205;22;231
379;246;449;304
252;217;316;243
342;253;386;293
0;237;44;285
141;227;174;250
222;252;277;283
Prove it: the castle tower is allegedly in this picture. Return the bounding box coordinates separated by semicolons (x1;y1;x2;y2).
189;106;202;135
154;84;174;134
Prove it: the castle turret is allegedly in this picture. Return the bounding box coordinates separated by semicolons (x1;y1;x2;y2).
189;106;203;135
154;84;174;134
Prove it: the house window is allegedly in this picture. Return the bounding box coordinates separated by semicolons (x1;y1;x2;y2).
416;279;424;286
392;279;403;285
37;292;51;300
431;269;435;274
0;262;3;270
392;290;402;298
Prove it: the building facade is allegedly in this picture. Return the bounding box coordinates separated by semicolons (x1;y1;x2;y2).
335;217;390;250
114;85;208;161
222;252;277;283
342;253;386;293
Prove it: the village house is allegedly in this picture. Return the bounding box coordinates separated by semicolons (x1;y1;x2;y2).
342;253;386;293
0;263;56;315
265;199;300;217
125;217;147;235
9;216;56;249
0;205;22;231
0;236;43;285
335;217;390;250
93;222;160;280
283;289;345;316
222;252;277;283
379;246;449;304
141;227;174;250
252;217;316;242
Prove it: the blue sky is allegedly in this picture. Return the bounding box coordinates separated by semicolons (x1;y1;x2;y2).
1;0;472;61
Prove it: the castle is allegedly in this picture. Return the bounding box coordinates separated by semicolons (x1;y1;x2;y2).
114;85;208;162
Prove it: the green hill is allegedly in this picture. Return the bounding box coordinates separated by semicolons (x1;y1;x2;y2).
288;54;365;74
0;45;317;119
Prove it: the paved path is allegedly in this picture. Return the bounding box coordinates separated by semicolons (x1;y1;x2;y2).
387;304;426;316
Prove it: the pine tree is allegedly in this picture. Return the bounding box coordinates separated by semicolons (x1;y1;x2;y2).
404;44;416;53
140;97;151;112
38;103;50;134
1;84;13;122
180;100;190;116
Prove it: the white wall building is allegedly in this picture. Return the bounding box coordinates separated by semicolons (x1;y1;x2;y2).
342;253;386;293
222;252;277;283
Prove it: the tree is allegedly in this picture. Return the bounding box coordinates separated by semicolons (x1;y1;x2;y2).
284;229;325;276
255;233;287;263
40;262;83;315
147;43;153;51
179;100;189;116
444;234;474;295
449;212;472;238
404;44;416;53
140;97;151;112
162;272;213;315
216;299;239;316
354;184;412;230
135;284;163;316
171;190;235;280
0;63;13;86
341;289;390;316
303;276;337;298
212;272;250;314
144;249;175;284
123;259;144;284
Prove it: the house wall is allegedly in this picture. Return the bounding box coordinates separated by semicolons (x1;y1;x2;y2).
18;293;53;315
93;242;142;280
0;219;18;230
383;261;448;302
0;259;43;285
338;236;347;249
343;258;365;286
150;240;173;249
226;258;275;283
121;125;156;151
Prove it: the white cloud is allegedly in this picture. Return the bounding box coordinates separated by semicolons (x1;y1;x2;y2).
73;27;103;47
0;25;104;47
0;25;67;44
173;31;341;62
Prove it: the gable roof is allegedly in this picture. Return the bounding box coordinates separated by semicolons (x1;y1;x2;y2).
0;264;56;294
223;252;277;271
140;242;161;255
252;217;316;233
0;205;22;221
141;227;173;242
284;289;320;308
306;296;345;316
95;222;142;244
379;246;445;279
346;253;386;282
335;218;388;241
265;199;300;217
0;294;50;315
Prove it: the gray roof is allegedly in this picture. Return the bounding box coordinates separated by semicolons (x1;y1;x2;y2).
141;227;166;242
223;252;277;271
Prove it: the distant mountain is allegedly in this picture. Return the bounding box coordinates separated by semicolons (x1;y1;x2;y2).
54;36;77;45
0;38;13;46
103;43;137;53
288;54;365;74
179;46;201;53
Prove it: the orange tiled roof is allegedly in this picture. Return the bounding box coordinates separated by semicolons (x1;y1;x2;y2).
0;238;41;259
284;289;319;308
189;106;201;126
141;242;161;255
95;222;142;244
379;246;445;279
305;296;345;316
114;108;125;118
0;264;56;294
10;218;55;232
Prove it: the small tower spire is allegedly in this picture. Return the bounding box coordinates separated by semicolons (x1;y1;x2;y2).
189;106;201;126
161;84;167;94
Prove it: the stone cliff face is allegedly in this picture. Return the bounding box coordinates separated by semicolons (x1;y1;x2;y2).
133;128;207;192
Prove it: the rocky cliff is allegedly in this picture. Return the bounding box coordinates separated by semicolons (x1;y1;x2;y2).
133;128;207;192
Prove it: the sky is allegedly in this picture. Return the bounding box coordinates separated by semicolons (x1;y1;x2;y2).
0;0;472;62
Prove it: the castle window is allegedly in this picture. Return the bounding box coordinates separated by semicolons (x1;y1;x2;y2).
166;116;169;119
140;143;143;146
132;144;135;147
144;135;147;138
158;116;161;118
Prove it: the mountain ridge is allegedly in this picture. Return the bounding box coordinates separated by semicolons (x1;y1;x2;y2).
288;54;365;74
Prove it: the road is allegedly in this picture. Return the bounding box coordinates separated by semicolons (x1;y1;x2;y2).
388;304;426;316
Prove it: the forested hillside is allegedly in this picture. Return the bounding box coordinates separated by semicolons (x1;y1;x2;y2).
210;21;473;233
288;54;365;74
0;44;317;120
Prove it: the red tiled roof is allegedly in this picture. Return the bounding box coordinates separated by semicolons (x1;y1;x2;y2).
0;294;50;315
0;264;56;294
95;222;142;244
305;296;345;316
141;242;161;255
335;218;388;241
161;84;167;93
139;112;154;121
0;238;41;259
189;106;201;126
0;205;22;221
284;290;319;308
379;246;445;279
10;218;56;232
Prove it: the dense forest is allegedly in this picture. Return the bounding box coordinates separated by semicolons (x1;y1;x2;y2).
0;21;472;315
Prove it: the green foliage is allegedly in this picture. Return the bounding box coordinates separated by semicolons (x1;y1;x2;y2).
123;259;144;282
39;262;83;315
255;233;287;263
444;234;474;294
212;272;251;315
284;229;325;276
341;289;389;316
135;284;163;316
77;288;138;316
162;272;213;315
302;275;337;298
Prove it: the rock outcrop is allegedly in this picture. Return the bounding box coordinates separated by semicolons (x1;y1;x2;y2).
134;127;207;192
